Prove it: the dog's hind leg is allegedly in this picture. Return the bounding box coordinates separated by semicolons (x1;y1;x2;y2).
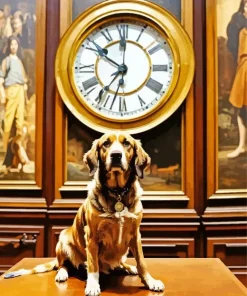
120;262;138;275
55;243;69;282
119;250;138;275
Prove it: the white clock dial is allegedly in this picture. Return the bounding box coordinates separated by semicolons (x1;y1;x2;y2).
73;19;174;120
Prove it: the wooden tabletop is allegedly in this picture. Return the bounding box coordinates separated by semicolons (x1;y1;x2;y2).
0;258;246;296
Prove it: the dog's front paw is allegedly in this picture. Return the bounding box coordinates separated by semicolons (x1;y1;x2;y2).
144;278;165;292
85;284;101;296
55;268;68;282
85;272;101;296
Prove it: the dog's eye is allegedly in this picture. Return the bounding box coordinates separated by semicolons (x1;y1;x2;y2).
103;140;110;147
123;140;130;147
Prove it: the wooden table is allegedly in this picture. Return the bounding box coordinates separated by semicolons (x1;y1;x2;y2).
0;258;246;296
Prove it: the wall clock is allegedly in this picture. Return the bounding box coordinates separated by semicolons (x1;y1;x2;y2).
55;0;194;134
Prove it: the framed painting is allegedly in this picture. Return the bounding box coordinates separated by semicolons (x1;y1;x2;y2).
55;0;194;206
0;0;45;189
206;0;247;198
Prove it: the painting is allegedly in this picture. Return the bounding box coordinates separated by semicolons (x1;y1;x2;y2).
65;0;182;191
217;0;247;189
67;112;100;182
0;0;40;183
66;108;182;192
137;108;181;191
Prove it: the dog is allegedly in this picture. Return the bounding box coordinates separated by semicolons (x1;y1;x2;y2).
4;132;165;296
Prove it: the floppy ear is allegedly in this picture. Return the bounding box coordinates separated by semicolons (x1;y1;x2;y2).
134;139;151;179
83;139;99;176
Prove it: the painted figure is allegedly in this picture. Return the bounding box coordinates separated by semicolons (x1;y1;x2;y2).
226;0;247;158
0;36;28;155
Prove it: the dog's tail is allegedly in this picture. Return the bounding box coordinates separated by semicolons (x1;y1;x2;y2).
4;259;58;279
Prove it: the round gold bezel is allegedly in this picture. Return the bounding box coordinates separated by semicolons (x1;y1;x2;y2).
69;16;179;122
55;0;195;134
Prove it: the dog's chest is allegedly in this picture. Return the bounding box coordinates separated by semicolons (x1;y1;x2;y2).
97;214;134;248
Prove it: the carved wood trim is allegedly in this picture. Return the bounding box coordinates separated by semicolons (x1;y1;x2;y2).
0;225;45;270
0;198;47;209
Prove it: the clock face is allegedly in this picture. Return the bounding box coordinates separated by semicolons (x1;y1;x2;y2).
73;19;174;121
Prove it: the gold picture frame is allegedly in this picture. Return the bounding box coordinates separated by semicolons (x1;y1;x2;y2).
206;0;247;200
54;0;195;209
0;0;45;190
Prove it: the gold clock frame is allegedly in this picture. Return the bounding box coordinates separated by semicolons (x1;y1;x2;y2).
55;0;195;134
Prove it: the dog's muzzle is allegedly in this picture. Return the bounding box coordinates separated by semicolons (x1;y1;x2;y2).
110;150;123;168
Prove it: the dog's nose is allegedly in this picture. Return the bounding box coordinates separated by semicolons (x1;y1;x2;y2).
110;150;122;160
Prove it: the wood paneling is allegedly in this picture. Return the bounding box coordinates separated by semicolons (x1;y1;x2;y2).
0;225;44;275
207;237;247;286
49;224;197;258
0;0;246;288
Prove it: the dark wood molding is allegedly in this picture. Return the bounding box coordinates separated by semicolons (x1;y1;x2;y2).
43;0;60;206
203;206;247;219
193;0;206;216
0;198;47;209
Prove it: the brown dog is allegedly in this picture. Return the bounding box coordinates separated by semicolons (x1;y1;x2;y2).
5;132;165;295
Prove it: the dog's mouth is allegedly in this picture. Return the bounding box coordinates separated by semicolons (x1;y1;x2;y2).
109;161;124;171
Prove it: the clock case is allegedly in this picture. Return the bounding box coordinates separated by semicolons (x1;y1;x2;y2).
55;0;194;134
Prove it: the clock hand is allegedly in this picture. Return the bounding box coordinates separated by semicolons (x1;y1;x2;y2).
117;25;126;48
110;76;124;109
98;70;121;101
90;40;120;67
91;40;108;56
114;76;124;98
122;36;126;65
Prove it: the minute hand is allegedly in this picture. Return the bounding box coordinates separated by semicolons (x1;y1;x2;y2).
91;40;120;67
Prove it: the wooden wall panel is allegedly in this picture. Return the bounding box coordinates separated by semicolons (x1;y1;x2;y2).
48;223;197;258
0;0;245;289
207;237;247;286
0;225;44;275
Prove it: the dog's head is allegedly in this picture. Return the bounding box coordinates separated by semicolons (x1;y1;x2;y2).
83;132;150;179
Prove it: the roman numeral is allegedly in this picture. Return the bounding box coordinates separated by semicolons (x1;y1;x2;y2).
110;94;118;110
119;97;127;112
103;95;110;107
146;78;163;94
116;24;128;39
86;86;97;96
75;64;94;73
148;44;162;55
101;29;112;42
138;95;146;107
136;25;147;42
82;76;98;91
152;64;168;72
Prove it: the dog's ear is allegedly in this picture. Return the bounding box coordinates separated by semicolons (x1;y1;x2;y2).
134;139;151;179
83;139;99;176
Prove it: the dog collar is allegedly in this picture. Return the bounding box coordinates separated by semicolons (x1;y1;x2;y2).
106;186;130;198
105;186;131;212
91;196;124;213
91;184;132;214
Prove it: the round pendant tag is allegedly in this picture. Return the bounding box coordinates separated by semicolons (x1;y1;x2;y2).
115;201;124;212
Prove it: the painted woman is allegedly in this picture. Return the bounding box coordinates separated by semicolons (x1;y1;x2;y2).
226;0;247;158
